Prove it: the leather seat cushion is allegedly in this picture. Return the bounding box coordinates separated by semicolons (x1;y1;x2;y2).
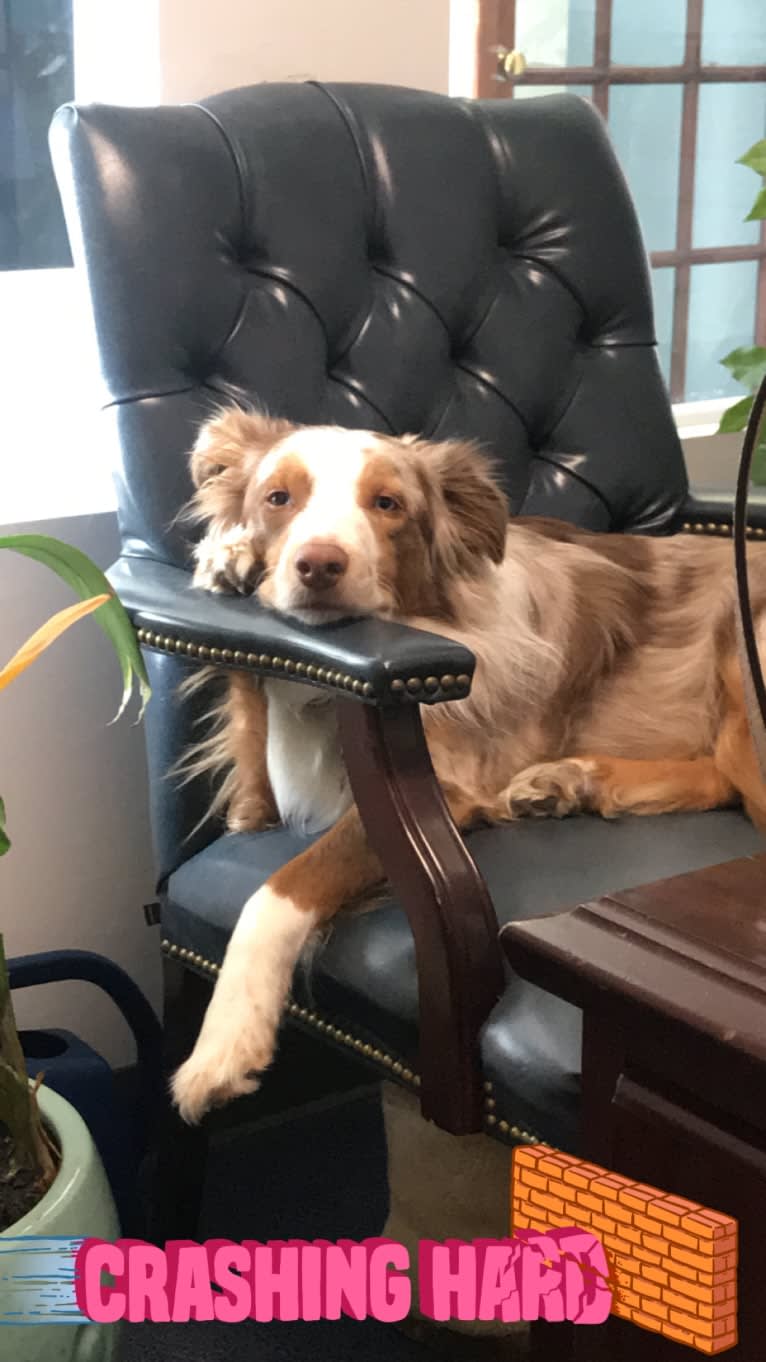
164;809;763;1150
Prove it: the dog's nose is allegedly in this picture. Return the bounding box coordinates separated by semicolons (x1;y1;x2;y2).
295;542;349;591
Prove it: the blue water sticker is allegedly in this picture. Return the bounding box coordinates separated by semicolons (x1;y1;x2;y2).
0;1237;87;1325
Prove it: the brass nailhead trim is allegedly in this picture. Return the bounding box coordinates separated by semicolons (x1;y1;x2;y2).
136;628;474;703
165;935;499;1117
162;939;221;975
161;938;419;1086
681;521;766;540
482;1082;539;1144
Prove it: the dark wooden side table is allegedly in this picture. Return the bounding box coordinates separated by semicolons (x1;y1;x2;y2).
502;853;766;1362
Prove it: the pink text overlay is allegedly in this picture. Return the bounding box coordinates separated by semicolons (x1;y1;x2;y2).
75;1232;613;1324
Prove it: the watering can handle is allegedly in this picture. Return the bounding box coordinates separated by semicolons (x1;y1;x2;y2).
7;948;163;1114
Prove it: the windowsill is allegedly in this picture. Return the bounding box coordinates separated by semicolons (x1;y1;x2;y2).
673;396;740;440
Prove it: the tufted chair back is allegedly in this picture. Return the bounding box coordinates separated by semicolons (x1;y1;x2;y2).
51;81;686;877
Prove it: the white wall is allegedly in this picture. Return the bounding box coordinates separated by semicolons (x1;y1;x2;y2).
3;0;452;1066
1;515;158;1067
158;0;451;102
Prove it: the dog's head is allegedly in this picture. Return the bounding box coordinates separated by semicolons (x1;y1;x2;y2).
190;408;508;622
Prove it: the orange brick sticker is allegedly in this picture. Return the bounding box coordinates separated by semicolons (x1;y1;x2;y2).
511;1146;738;1355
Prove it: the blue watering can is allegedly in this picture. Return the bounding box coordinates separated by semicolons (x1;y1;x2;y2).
8;949;163;1235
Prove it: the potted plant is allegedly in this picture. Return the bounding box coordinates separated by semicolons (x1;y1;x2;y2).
0;534;148;1357
717;138;766;482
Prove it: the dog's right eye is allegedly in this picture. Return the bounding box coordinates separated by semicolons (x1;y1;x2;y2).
266;490;290;507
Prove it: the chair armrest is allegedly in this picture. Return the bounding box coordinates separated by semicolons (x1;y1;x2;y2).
108;556;475;706
675;487;766;538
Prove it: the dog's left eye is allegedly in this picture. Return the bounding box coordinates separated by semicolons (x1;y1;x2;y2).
267;490;290;507
374;494;400;512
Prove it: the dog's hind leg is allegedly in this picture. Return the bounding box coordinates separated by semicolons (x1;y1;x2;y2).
495;754;737;820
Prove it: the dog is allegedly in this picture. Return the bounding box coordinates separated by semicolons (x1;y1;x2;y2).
171;406;766;1122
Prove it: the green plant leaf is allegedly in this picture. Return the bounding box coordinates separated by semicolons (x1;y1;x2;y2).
738;138;766;177
0;798;8;857
719;395;755;434
745;186;766;222
0;534;150;720
719;346;766;392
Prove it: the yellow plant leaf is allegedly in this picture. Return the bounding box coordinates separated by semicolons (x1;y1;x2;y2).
0;594;110;693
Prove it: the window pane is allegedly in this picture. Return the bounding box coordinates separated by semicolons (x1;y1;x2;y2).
651;267;675;388
693;84;766;249
611;0;686;67
1;0;74;271
702;0;766;67
513;84;592;101
516;0;595;68
609;86;683;252
686;261;759;400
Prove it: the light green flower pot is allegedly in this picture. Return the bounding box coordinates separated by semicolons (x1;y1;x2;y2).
0;1085;120;1361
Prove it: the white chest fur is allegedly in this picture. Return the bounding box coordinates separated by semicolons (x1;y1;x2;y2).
264;679;352;835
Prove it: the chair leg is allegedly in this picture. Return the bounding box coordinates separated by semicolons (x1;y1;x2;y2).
148;955;211;1242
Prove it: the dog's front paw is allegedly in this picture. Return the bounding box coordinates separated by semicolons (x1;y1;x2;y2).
501;758;598;820
171;1007;277;1124
193;524;260;595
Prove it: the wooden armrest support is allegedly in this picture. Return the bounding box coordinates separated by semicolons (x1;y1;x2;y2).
338;701;504;1134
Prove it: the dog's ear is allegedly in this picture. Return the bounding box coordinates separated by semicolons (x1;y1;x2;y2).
409;436;508;576
190;408;296;527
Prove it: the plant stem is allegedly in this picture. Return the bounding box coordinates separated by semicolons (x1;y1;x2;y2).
0;936;58;1199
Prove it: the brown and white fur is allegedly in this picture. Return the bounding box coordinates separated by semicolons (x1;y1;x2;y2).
171;407;766;1122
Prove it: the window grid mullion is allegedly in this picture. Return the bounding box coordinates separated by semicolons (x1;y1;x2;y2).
477;1;765;394
757;220;766;348
593;0;613;117
669;0;704;401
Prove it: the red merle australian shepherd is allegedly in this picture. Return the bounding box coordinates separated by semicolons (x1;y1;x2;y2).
171;407;766;1122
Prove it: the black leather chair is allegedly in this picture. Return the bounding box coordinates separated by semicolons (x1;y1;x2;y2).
51;83;765;1227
